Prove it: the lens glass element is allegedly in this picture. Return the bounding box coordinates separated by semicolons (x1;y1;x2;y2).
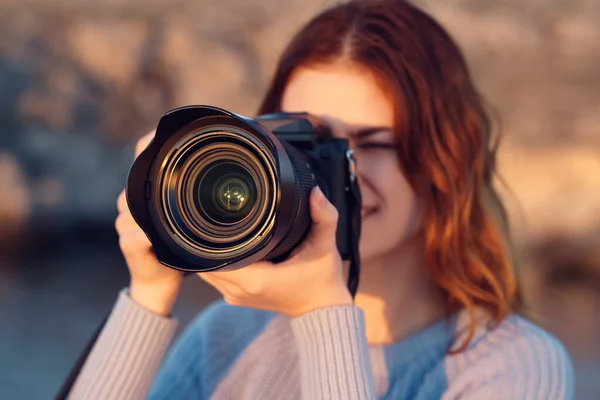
197;163;256;224
157;128;278;260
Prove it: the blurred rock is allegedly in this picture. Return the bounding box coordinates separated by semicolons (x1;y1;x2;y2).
0;0;333;244
498;143;600;244
417;0;600;147
521;230;600;360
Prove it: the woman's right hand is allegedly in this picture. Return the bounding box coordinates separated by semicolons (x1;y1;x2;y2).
115;131;184;316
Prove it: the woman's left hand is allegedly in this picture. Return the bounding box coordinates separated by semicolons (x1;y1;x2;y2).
198;186;353;317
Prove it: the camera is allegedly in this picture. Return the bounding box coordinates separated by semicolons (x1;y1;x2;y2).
126;105;361;273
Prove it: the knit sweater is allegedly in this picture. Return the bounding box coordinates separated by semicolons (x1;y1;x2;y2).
68;289;573;399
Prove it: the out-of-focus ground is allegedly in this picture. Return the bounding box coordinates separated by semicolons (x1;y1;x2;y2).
0;0;598;398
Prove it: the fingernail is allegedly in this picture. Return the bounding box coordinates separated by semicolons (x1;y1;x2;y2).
314;186;325;207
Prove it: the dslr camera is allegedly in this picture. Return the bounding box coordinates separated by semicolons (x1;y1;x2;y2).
126;105;361;273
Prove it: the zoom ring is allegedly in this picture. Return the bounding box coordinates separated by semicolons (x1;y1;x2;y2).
266;141;316;261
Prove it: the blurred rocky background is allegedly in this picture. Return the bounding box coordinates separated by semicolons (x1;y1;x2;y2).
0;0;598;398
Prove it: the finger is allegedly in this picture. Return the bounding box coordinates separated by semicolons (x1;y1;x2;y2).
135;131;156;157
115;213;127;233
303;186;339;254
197;273;236;299
201;261;272;285
199;261;275;297
118;230;153;257
215;261;273;275
288;245;302;259
198;270;230;283
117;190;129;214
115;212;141;233
197;271;220;286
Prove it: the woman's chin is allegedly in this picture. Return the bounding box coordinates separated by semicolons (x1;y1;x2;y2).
358;238;385;264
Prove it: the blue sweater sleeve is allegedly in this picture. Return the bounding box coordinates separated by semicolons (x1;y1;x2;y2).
147;313;205;399
290;305;377;400
149;300;276;399
456;336;574;399
67;290;275;400
67;290;178;400
443;315;574;400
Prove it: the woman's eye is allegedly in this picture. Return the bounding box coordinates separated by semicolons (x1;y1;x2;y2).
357;143;396;151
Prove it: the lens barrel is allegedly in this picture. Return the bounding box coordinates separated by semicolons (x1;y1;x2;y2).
126;106;316;272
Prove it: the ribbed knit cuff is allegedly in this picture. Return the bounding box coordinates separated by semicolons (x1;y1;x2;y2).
290;306;376;400
68;289;178;400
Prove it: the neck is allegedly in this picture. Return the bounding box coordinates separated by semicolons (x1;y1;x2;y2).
354;235;446;345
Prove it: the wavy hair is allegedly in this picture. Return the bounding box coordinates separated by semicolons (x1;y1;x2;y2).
258;0;521;350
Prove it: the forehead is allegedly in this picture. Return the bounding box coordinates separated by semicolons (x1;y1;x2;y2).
281;63;394;131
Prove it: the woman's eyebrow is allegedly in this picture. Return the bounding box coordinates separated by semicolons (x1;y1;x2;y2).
350;127;393;139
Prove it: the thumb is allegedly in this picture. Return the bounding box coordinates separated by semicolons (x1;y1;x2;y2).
303;186;339;255
135;131;156;158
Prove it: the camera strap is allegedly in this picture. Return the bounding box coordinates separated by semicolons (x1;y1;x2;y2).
346;155;362;298
54;315;107;399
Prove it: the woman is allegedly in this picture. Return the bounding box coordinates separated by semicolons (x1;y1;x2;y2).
69;1;573;399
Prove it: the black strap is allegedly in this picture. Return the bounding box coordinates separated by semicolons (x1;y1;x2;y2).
346;173;362;298
54;316;108;400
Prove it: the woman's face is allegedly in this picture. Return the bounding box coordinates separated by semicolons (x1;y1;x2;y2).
281;63;421;261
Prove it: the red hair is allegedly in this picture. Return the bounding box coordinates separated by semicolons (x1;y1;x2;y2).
258;0;521;350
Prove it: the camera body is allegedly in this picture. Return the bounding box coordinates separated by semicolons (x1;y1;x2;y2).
126;105;360;273
256;111;357;260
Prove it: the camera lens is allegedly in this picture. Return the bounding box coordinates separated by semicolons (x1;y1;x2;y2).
157;129;279;260
128;108;323;272
197;162;256;224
